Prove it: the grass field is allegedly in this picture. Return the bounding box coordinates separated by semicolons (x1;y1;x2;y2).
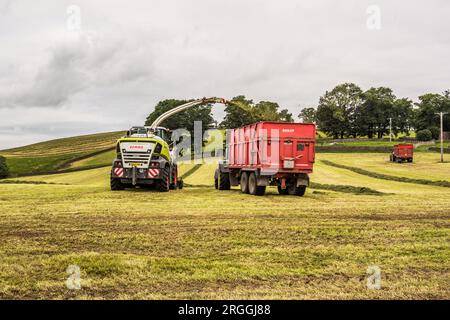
0;131;124;176
0;153;449;299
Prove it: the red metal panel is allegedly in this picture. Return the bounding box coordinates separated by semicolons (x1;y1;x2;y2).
393;144;414;158
227;122;316;173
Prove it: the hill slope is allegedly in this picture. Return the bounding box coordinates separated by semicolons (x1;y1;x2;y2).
0;131;125;176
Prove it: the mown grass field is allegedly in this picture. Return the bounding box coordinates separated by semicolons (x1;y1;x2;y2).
0;152;449;299
0;131;124;176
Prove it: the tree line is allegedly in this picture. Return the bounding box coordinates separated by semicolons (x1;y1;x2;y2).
145;96;293;137
300;83;450;140
145;85;450;140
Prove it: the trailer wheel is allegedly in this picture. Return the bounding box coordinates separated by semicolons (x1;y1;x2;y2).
248;172;266;196
156;166;170;192
408;158;413;163
110;177;125;191
288;184;306;196
219;171;231;190
277;186;289;195
240;172;249;194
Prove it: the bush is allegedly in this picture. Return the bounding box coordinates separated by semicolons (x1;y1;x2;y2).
429;126;440;140
416;129;433;141
0;156;9;178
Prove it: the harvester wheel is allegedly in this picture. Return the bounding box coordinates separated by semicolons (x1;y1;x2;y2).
110;177;125;191
240;172;249;194
177;178;184;189
277;186;289;195
287;184;306;196
156;166;170;192
248;172;265;196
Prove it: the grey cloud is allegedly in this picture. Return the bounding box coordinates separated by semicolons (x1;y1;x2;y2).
0;0;450;149
2;32;156;108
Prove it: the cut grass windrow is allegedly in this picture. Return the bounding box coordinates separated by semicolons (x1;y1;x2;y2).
184;182;384;195
0;180;67;185
180;164;202;179
310;182;385;195
321;160;450;188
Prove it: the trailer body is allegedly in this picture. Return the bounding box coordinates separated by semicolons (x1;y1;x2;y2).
215;122;316;196
390;144;414;163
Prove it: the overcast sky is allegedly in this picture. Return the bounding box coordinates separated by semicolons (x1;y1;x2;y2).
0;0;449;149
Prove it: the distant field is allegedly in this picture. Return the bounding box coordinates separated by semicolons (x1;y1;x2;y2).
0;131;124;176
0;131;124;157
68;149;117;170
1;153;449;299
320;153;450;182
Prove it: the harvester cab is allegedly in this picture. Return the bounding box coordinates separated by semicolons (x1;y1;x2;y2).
110;97;229;192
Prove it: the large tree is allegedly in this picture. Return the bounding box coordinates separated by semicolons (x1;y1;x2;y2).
414;92;450;139
145;99;214;137
298;107;316;123
355;87;396;138
220;95;293;128
391;98;414;136
316;83;363;138
220;96;255;128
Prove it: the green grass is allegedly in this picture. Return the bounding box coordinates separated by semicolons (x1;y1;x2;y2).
68;149;116;170
0;131;124;176
0;131;124;157
321;153;450;182
321;160;450;188
1;153;449;299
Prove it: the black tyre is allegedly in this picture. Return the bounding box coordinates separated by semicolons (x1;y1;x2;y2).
178;178;184;189
277;185;289;195
240;172;249;194
389;154;393;162
408;158;413;163
156;166;170;192
287;184;307;196
219;171;231;190
248;172;266;196
110;177;125;191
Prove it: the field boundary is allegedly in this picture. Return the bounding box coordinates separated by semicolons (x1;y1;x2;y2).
55;147;115;170
321;160;450;188
12;164;111;178
428;147;450;154
316;146;391;153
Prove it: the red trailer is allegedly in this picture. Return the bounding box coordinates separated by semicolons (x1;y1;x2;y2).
215;122;316;196
390;144;414;163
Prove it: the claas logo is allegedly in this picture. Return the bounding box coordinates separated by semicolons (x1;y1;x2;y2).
130;145;144;149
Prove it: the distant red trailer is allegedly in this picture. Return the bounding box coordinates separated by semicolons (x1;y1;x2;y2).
215;122;316;196
390;144;414;163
